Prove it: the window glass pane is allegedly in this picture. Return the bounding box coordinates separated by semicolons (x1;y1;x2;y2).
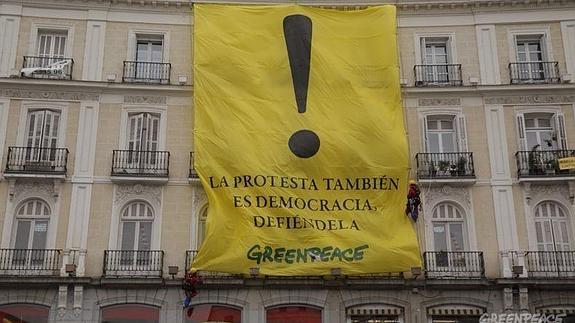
121;222;136;250
138;222;152;251
428;133;440;153
526;132;539;150
427;119;438;130
538;118;551;128
440;120;453;130
449;223;465;251
184;304;241;323
535;222;544;243
151;44;162;62
137;42;149;62
101;304;159;323
14;221;31;249
433;224;448;251
441;133;455;152
0;304;50;323
266;306;321;323
524;118;535;128
31;220;48;249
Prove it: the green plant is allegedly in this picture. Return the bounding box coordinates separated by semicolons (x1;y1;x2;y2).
528;145;543;175
457;156;467;176
438;160;450;171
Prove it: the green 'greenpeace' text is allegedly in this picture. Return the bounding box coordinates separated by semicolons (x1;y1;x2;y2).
247;244;369;265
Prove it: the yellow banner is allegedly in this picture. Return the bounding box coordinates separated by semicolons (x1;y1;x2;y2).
192;4;421;275
559;157;575;170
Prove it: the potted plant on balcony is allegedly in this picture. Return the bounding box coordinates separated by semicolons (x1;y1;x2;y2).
528;145;544;175
545;158;558;175
437;160;450;176
457;156;467;176
449;163;458;176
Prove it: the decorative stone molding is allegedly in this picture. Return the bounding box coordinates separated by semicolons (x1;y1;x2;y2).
114;184;162;206
0;88;99;101
124;95;166;105
485;95;575;105
423;185;471;209
523;183;571;206
418;98;461;107
193;186;207;214
9;180;58;203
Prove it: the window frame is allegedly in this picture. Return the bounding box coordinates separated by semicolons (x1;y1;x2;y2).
419;109;468;154
118;201;155;251
16;102;68;149
28;23;74;58
118;106;167;152
430;202;469;252
514;107;567;151
127;29;170;64
507;28;554;64
414;32;457;66
10;199;52;251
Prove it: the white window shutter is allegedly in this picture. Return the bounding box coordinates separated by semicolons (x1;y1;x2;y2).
420;115;429;152
455;115;468;152
516;114;527;151
553;112;567;150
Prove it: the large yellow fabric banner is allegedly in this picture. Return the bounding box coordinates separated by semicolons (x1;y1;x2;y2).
192;4;421;275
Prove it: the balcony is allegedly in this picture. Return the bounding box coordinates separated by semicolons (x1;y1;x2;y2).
415;152;475;185
424;251;485;279
524;251;575;278
103;250;164;278
515;150;575;181
509;61;560;84
414;64;462;87
189;152;198;179
21;56;73;80
0;249;61;276
111;150;170;182
122;61;171;84
4;147;69;178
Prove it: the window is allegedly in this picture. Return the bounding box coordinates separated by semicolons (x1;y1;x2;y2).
184;304;241;323
101;304;159;323
432;203;467;252
13;199;50;252
534;201;572;252
36;30;67;59
0;304;50;323
266;306;321;323
517;112;567;151
25;109;61;162
515;35;545;81
120;201;154;252
127;112;160;153
422;115;467;153
136;35;163;63
197;209;207;248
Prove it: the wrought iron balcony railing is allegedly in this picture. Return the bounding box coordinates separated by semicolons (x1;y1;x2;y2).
111;150;170;177
423;251;485;279
189;152;198;178
515;149;575;178
509;61;560;84
122;61;171;84
414;64;462;87
524;251;575;278
416;152;475;179
5;147;69;175
103;250;164;277
0;249;61;276
21;56;73;80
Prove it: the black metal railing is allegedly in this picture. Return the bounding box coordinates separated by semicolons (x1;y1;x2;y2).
185;250;234;278
22;56;73;80
424;251;485;278
416;152;475;179
111;150;170;177
0;249;61;276
189;152;198;178
103;250;164;277
509;61;560;84
515;150;575;178
524;251;575;278
5;147;69;175
414;64;462;86
122;61;171;84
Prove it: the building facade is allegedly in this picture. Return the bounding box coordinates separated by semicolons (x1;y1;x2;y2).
0;0;575;322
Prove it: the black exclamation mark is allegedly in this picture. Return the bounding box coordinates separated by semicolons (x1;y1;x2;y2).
283;15;320;158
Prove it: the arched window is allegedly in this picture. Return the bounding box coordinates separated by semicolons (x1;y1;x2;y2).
431;203;467;252
101;304;159;323
184;304;241;323
534;201;572;251
13;199;51;250
119;201;154;252
0;304;50;323
266;305;321;323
